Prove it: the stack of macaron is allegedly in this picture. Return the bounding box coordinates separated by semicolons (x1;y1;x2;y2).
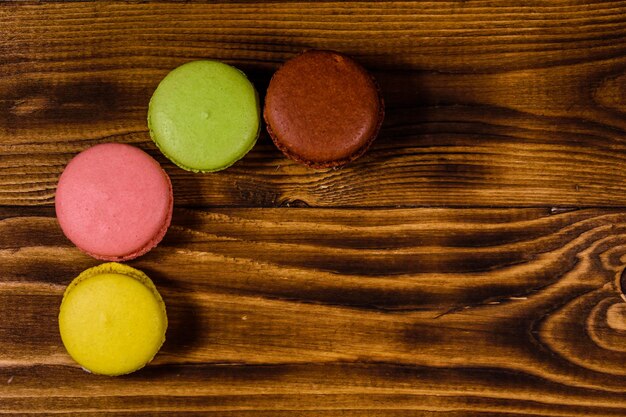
55;50;384;375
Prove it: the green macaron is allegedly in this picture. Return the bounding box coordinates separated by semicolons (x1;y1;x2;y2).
148;60;261;172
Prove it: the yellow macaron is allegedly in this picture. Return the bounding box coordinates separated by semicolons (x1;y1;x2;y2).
59;263;167;376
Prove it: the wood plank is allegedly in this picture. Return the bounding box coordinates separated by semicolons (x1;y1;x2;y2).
1;207;625;415
1;1;626;207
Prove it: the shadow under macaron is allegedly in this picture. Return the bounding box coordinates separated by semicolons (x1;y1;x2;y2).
135;267;202;358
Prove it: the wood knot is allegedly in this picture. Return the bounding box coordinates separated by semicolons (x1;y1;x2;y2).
279;199;310;208
606;303;626;332
594;73;626;113
1;79;120;124
541;287;626;377
619;268;626;301
588;297;626;355
11;96;51;116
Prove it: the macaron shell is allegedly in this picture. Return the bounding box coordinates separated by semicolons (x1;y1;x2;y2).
55;143;173;261
120;169;173;261
148;60;261;172
264;50;384;168
59;263;167;376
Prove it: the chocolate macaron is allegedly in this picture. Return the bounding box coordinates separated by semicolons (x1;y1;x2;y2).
264;50;384;168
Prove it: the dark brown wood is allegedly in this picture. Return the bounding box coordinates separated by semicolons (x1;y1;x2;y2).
3;1;626;415
1;207;626;415
1;1;626;206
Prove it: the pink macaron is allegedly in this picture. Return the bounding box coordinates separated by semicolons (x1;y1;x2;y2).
55;143;173;261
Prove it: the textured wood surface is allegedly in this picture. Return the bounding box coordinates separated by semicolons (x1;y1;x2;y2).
2;1;626;207
2;207;626;415
2;0;626;416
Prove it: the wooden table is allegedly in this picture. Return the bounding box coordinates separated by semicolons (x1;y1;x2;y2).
2;1;626;415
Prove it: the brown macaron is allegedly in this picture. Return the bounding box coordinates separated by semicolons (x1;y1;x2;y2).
263;50;384;169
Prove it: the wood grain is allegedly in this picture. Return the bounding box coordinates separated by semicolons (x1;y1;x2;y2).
2;1;626;206
1;207;626;415
3;1;626;416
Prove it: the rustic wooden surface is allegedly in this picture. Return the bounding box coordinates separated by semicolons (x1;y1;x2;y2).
2;1;626;415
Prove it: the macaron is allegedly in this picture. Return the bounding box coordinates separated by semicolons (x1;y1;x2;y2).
58;263;167;376
264;50;385;169
148;60;261;172
55;143;173;261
